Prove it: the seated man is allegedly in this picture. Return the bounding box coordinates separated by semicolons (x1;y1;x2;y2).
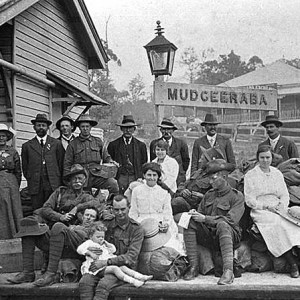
172;147;226;216
79;195;144;300
183;159;244;285
7;206;98;286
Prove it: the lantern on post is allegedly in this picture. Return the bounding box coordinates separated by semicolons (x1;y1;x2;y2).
144;21;177;77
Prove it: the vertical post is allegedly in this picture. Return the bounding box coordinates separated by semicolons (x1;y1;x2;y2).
154;75;165;127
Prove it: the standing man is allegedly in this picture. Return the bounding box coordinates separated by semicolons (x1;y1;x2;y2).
183;159;244;285
150;118;190;185
79;194;144;300
64;114;119;195
21;114;65;210
191;113;236;176
259;114;299;161
107;115;148;193
56;115;76;150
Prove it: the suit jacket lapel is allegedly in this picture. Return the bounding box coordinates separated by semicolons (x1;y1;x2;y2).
29;137;42;156
44;136;53;153
274;137;284;154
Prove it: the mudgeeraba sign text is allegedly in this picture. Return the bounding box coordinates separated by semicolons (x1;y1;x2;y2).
154;82;277;111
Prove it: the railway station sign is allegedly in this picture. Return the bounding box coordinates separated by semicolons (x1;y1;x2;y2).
154;81;278;111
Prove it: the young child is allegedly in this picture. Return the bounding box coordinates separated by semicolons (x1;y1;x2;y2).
77;222;152;287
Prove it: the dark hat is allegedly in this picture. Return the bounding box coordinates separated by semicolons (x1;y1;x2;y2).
0;124;15;141
64;164;88;181
205;159;235;175
200;146;224;162
75;114;98;127
55;115;75;131
201;113;220;126
140;218;171;252
157;118;177;130
261;114;283;127
31;114;52;126
14;216;49;238
116;115;140;127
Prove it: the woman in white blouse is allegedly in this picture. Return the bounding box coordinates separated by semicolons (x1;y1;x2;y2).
152;140;179;194
244;145;300;278
129;162;184;254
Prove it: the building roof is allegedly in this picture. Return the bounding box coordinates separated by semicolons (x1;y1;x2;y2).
220;60;300;94
0;0;108;69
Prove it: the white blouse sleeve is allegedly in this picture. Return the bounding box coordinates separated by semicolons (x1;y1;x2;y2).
161;190;173;224
77;240;92;255
276;170;290;209
128;187;139;221
244;170;264;210
162;157;179;191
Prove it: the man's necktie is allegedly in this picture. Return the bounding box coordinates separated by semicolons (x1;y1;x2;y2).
40;139;44;147
125;137;130;145
209;138;214;147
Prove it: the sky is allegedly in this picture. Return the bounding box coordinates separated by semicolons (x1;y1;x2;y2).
85;0;300;92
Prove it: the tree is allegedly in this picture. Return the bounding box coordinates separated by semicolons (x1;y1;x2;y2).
128;74;146;102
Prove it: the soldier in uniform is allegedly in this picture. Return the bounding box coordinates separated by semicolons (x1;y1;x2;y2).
183;159;244;285
64;114;119;195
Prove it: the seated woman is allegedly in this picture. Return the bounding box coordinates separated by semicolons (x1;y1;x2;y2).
129;162;185;255
244;145;300;278
152;140;179;194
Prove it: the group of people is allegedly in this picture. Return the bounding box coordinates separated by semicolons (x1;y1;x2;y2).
1;110;300;299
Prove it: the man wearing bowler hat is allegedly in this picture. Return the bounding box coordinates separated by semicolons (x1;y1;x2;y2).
183;159;244;285
191;113;236;176
150;118;190;185
56;115;76;150
259;114;299;161
107;115;148;193
21;113;65;210
64;114;119;195
7;206;98;286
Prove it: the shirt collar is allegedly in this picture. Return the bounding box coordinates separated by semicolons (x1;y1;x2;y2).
164;137;173;145
111;217;130;230
123;136;133;145
269;134;280;144
207;134;217;142
61;134;74;141
36;135;47;143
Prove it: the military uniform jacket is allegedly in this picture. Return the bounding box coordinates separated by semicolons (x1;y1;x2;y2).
21;136;65;195
105;217;144;270
150;137;190;184
198;184;244;234
107;136;148;180
259;136;299;162
191;134;236;175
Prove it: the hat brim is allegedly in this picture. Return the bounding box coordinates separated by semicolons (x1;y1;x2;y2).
157;125;178;130
201;121;220;126
141;230;171;252
0;129;14;141
116;123;140;127
14;223;49;238
261;120;283;127
31;120;52;126
276;208;300;227
55;117;75;131
64;169;88;181
75;120;98;127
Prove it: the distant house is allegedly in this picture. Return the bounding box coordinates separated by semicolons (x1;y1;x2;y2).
220;60;300;124
0;0;109;151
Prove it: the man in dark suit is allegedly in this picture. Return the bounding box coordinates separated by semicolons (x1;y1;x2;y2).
150;118;190;185
55;115;76;150
21;114;65;210
258;114;299;161
107;115;148;193
191;113;236;176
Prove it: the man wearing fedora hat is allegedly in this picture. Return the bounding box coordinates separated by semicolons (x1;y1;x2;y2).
107;115;148;193
191;113;236;176
259;114;298;161
183;159;244;285
21;113;65;210
56;115;76;150
64;114;119;195
150;117;190;185
8;206;99;286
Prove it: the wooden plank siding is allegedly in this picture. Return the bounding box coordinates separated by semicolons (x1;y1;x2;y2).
13;0;90;152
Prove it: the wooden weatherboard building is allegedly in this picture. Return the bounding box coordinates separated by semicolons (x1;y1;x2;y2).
0;0;109;151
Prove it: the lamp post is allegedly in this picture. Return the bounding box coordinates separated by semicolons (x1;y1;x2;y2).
144;21;177;124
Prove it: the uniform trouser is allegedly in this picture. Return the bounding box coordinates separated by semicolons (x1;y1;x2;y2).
87;175;119;195
79;273;123;300
184;220;240;271
118;174;136;194
22;222;84;273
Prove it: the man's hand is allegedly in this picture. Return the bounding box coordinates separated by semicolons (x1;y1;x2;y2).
182;189;192;198
188;209;205;223
60;213;74;222
102;209;115;221
89;260;107;273
87;247;103;256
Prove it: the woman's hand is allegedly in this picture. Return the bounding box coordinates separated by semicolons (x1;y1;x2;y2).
158;221;169;233
182;189;192;198
188;209;205;223
87;247;103;256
